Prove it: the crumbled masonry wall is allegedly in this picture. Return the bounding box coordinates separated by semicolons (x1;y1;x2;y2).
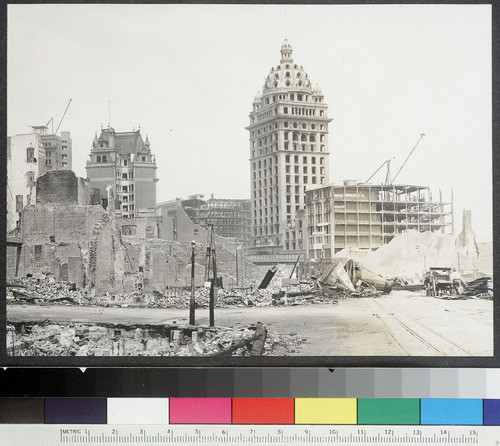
158;202;209;244
455;210;480;274
6;245;24;277
124;238;264;290
157;203;240;253
15;205;107;280
85;207;264;294
10;203;263;294
22;205;106;245
116;216;159;239
37;170;100;206
77;177;101;206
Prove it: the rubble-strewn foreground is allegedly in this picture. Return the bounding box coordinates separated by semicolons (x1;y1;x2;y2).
7;321;304;357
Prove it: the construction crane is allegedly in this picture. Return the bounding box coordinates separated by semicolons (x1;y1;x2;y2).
365;157;395;185
30;116;52;135
364;133;425;185
391;133;425;184
30;99;72;136
54;99;72;135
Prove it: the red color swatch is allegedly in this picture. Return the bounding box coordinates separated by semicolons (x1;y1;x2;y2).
232;398;294;424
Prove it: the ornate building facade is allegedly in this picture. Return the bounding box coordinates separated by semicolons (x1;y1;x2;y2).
247;40;332;254
86;127;157;218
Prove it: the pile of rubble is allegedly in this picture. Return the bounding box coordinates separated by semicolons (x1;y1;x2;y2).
97;282;344;309
463;277;493;299
7;321;304;357
7;276;92;305
6;276;349;309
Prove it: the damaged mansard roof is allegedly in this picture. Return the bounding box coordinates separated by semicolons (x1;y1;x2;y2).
92;127;151;155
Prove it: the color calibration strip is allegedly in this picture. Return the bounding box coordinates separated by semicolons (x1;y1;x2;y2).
0;398;499;425
1;368;499;398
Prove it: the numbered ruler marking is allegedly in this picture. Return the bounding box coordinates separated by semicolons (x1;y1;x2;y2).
53;426;495;445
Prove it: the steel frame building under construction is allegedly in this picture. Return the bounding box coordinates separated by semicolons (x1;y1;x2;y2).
305;180;454;259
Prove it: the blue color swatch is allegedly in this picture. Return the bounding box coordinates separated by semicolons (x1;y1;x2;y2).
420;399;483;425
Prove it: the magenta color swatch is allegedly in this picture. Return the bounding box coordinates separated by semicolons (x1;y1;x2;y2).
169;398;232;424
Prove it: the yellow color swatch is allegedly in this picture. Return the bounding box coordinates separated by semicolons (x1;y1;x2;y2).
295;398;357;424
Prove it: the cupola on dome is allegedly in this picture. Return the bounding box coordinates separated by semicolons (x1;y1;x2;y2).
262;40;313;94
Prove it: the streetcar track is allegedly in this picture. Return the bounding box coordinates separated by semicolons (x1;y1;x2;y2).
367;298;473;356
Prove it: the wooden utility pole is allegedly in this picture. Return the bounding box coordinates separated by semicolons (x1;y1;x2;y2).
205;225;213;282
189;240;196;325
209;244;217;327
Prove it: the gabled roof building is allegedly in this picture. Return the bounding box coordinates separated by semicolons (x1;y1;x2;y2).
86;127;158;218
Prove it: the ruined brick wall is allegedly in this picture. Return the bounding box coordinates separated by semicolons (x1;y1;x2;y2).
18;205;105;280
124;239;264;291
22;205;106;245
157;203;208;244
37;170;79;205
37;170;101;206
6;245;25;277
157;203;245;256
77;177;101;205
116;216;159;239
13;203;263;292
88;212;137;295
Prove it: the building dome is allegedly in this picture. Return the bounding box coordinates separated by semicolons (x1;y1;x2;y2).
262;40;313;94
253;91;262;102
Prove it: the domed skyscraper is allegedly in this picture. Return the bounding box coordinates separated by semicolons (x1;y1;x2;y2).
247;40;332;254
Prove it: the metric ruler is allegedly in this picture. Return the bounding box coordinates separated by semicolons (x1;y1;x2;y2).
0;425;498;445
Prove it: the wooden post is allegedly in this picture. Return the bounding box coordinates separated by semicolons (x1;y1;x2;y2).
235;243;239;287
15;244;22;277
189;240;196;325
209;245;217;327
205;225;212;282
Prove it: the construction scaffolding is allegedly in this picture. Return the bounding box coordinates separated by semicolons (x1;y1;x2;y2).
305;181;454;259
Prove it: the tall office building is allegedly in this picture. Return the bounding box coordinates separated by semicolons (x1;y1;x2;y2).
247;40;332;254
40;131;72;170
86;127;158;218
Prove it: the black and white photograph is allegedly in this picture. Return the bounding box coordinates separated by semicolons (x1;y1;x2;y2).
5;4;493;358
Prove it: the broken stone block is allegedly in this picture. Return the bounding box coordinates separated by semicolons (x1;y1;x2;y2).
134;328;144;342
146;339;159;353
59;328;76;347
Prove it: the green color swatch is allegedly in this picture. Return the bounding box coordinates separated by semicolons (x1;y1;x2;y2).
357;398;420;425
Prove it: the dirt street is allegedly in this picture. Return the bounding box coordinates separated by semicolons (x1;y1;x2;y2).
7;291;492;356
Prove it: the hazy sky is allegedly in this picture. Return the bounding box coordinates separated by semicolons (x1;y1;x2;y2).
7;4;492;240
